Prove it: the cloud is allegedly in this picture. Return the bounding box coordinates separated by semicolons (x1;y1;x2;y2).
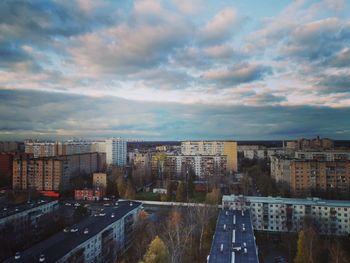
0;89;349;140
202;63;272;86
198;7;242;45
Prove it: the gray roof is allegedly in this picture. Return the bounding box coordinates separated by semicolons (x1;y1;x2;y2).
4;201;142;263
0;200;58;220
208;209;259;263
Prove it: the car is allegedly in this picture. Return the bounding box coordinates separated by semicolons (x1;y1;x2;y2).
103;197;110;201
74;203;81;207
111;213;115;218
63;227;70;232
14;252;21;260
103;203;110;206
83;228;89;234
65;203;72;206
70;228;78;233
39;254;45;262
99;213;106;216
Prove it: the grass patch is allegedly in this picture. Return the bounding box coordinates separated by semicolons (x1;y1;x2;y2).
135;191;161;201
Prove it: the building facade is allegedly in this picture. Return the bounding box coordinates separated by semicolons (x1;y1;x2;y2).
106;138;127;166
223;195;350;236
181;141;237;172
5;201;142;263
0;200;58;242
13;153;106;191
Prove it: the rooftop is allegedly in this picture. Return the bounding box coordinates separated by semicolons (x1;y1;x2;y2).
0;200;58;220
223;195;350;208
208;209;259;263
4;200;142;263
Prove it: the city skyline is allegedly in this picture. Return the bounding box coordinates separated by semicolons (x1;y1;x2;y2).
1;0;350;140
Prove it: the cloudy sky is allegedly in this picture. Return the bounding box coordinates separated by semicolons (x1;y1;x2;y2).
1;0;350;140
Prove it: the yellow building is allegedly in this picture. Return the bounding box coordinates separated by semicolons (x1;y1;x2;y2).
181;141;237;172
93;173;107;189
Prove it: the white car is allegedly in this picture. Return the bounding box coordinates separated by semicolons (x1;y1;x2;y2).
111;213;115;218
63;227;70;233
39;254;45;262
83;228;89;234
70;228;78;233
15;252;21;260
99;213;106;216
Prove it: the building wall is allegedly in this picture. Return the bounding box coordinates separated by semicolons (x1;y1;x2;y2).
93;173;107;189
290;160;350;195
106;138;127;166
181;141;237;172
13;153;104;191
223;195;350;236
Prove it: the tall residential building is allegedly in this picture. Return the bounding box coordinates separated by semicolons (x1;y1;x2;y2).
290;160;350;195
223;195;350;236
0;142;20;152
286;136;334;151
25;140;107;158
106;138;127;166
5;201;142;263
12;152;106;191
181;141;237;172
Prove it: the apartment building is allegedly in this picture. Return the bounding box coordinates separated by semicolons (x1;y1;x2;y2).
12;152;106;191
286;137;334;151
151;154;227;179
106;138;127;166
0;142;20;152
93;173;107;189
181;141;237;172
270;155;291;184
290;159;350;195
25;140;107;158
5;201;142;263
223;195;350;236
0;200;58;242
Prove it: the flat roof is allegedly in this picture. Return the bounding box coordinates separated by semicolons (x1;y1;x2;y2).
208;209;259;263
4;201;142;263
0;200;58;220
223;195;350;208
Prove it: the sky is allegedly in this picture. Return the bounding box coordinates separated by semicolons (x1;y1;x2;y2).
0;0;350;140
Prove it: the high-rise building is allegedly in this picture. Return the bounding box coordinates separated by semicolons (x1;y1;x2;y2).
12;152;106;191
105;138;127;166
181;141;238;172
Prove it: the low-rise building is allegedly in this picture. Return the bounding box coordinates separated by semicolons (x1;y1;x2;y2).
75;189;104;201
5;201;142;263
93;173;107;189
207;208;259;263
223;195;350;236
0;200;58;242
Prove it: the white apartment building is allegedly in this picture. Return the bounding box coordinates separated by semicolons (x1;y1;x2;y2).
222;195;350;236
106;138;127;166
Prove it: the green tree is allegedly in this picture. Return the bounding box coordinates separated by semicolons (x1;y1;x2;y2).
142;236;169;263
175;182;186;202
294;230;308;263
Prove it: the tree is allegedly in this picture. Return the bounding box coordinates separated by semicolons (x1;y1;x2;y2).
106;180;120;198
206;188;221;205
117;176;127;198
329;240;349;263
142;236;169;263
175;182;186;202
125;180;136;200
187;169;195;198
294;230;308;263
